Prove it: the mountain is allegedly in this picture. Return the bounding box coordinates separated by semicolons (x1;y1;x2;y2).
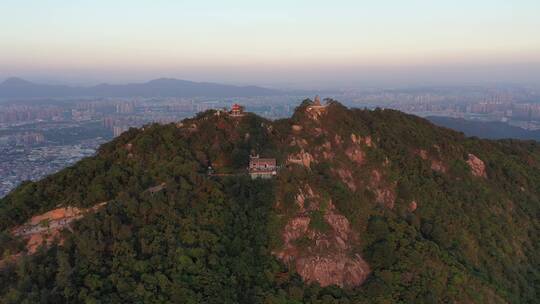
1;100;539;303
0;77;282;98
428;116;540;141
1;77;34;86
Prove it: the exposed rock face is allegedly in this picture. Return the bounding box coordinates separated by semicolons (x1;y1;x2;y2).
417;149;429;160
321;141;335;160
467;153;487;178
322;141;332;150
295;185;317;211
345;146;365;165
296;254;370;287
276;108;398;286
416;149;447;173
288;150;315;168
345;134;369;165
350;134;373;147
430;160;447;173
364;136;373;147
375;188;396;209
274;186;371;287
369;170;396;209
409;200;418;212
280;216;311;258
334;134;343;146
350;134;359;144
324;210;351;244
322;151;334;160
290;137;309;149
334;168;357;191
292;124;303;132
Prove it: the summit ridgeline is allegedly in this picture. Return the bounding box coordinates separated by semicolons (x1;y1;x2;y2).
0;99;539;303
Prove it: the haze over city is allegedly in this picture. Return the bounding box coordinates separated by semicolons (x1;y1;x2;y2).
1;0;540;88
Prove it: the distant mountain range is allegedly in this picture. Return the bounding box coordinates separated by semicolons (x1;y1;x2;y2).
0;77;282;98
427;116;540;141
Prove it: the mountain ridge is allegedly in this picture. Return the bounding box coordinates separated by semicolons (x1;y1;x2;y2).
0;77;282;98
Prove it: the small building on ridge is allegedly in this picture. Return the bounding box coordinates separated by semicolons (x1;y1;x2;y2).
248;155;278;179
230;104;245;117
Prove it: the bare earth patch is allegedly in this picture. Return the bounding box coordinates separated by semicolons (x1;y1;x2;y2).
10;202;107;255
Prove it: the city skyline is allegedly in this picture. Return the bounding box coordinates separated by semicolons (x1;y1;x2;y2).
1;1;540;88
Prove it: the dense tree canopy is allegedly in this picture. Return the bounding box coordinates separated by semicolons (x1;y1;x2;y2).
0;102;539;303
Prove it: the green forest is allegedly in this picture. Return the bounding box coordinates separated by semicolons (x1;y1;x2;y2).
0;100;539;303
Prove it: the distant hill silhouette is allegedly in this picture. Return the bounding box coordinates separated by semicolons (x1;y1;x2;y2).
0;77;282;98
427;116;540;141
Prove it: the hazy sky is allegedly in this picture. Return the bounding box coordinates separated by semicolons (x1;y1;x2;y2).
1;0;540;88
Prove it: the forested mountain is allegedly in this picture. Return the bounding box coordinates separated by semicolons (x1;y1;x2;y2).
0;99;539;303
0;77;281;98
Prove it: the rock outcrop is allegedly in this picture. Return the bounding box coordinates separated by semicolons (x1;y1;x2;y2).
409;200;418;212
416;149;447;173
369;169;396;209
345;146;365;165
288;150;315;168
467;153;487;178
296;254;370;287
333;168;357;191
274;186;371;287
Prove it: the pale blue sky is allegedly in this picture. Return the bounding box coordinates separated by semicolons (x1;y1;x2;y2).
1;1;539;87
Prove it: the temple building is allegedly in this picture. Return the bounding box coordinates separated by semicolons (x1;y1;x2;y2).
248;155;278;179
230;104;245;117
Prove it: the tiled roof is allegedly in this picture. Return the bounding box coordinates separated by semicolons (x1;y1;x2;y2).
250;158;276;166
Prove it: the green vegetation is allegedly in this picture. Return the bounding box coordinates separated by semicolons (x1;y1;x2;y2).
0;101;539;303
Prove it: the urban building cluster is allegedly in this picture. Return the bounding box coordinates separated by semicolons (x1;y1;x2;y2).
0;132;45;146
0;138;106;197
0;105;65;123
341;87;540;130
